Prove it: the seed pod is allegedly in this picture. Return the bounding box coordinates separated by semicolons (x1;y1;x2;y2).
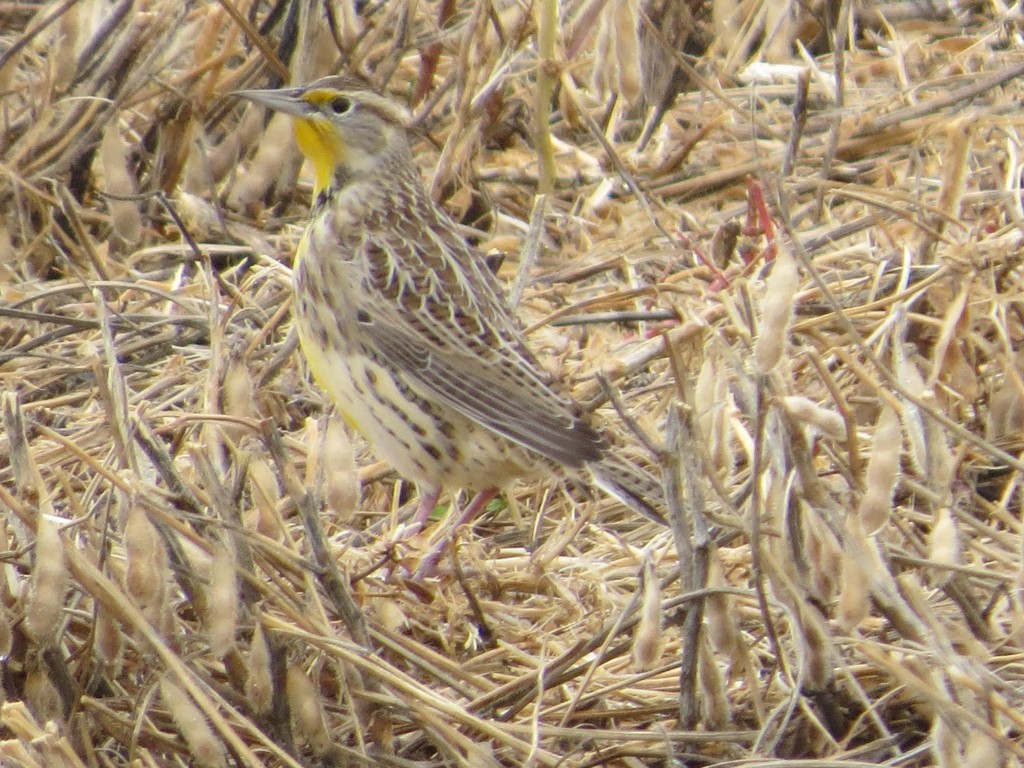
753;245;799;374
798;604;832;692
927;429;955;505
3;391;41;505
0;607;12;660
837;568;870;635
709;220;741;269
99;121;142;243
191;5;222;79
611;0;642;105
986;351;1024;442
932;714;962;768
246;619;273;718
698;638;730;728
24;660;61;725
94;607;123;673
804;514;842;605
963;726;1000;768
303;417;320;489
247;458;281;539
694;353;733;471
592;5;615;96
928;507;960;586
286;664;330;754
782;396;847;442
894;347;928;475
372;599;408;635
207;546;238;658
897;572;942;638
323;417;359;520
858;405;902;533
704;551;742;664
124;507;167;625
24;517;67;645
154;101;195;195
159;678;227;768
52;4;78;91
227;113;297;213
208;106;261;184
177;190;221;234
222;357;255;438
694;353;717;426
631;558;663;671
937;118;971;223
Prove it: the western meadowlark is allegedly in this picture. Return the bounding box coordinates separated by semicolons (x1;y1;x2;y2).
235;75;664;548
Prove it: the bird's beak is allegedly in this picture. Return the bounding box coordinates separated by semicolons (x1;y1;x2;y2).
233;87;311;118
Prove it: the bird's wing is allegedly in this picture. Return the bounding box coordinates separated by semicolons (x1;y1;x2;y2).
363;315;603;468
357;228;604;468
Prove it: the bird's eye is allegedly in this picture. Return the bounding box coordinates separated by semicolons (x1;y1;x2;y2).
328;96;352;115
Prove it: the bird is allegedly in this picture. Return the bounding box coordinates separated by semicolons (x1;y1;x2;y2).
234;75;664;562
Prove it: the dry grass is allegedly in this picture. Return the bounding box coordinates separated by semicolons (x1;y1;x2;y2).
2;0;1024;766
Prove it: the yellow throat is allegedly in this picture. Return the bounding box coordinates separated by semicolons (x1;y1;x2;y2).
292;117;346;199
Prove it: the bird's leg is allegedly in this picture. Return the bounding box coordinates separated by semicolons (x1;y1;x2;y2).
350;486;442;548
414;487;499;579
441;487;499;533
406;486;443;534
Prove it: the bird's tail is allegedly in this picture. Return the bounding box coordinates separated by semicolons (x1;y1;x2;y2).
588;454;667;526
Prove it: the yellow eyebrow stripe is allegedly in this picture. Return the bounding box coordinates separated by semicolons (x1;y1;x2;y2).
302;89;341;106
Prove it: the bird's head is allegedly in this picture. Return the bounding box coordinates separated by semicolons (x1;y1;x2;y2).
234;75;410;198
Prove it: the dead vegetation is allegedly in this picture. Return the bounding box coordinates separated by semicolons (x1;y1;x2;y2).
2;0;1024;765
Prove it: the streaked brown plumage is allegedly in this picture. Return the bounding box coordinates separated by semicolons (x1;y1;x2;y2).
235;75;664;539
